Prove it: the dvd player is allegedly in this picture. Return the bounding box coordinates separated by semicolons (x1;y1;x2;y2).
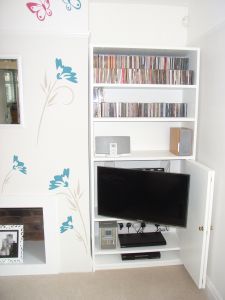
121;251;161;260
118;232;166;248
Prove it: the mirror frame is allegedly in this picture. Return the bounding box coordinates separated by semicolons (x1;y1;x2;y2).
0;55;24;126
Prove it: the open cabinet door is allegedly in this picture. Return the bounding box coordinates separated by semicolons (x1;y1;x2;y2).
178;160;214;289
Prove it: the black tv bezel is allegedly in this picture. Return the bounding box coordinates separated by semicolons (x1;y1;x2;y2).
97;166;190;228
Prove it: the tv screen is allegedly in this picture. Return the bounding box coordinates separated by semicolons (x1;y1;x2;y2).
97;166;190;227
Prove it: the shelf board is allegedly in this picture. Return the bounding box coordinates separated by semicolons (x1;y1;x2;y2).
93;45;199;56
94;250;181;270
93;150;194;162
94;232;180;256
94;214;122;222
94;208;131;222
93;83;197;89
93;117;195;122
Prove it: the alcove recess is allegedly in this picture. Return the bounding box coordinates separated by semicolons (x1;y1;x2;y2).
0;207;46;264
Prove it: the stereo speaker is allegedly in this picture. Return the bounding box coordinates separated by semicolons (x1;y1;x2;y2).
170;127;193;156
95;136;130;155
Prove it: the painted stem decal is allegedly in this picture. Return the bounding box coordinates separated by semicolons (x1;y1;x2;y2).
26;0;52;21
49;169;88;253
37;58;78;144
1;155;27;193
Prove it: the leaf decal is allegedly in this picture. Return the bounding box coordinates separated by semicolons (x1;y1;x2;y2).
48;94;57;105
44;72;48;90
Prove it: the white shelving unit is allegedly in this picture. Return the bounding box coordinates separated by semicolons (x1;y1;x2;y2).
90;45;214;289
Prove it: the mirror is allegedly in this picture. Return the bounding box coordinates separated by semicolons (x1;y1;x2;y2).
0;58;22;124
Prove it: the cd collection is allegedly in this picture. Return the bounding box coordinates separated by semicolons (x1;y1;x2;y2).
93;102;187;118
93;54;189;70
93;54;194;85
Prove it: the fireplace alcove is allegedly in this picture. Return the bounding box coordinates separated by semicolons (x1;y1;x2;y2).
0;196;59;276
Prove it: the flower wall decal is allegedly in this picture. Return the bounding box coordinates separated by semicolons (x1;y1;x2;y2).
2;155;27;193
26;0;52;21
62;0;81;11
49;168;69;190
13;155;27;174
56;58;78;83
49;168;88;252
37;58;78;144
60;215;74;233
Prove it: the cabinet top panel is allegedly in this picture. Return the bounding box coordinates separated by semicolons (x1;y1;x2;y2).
92;45;200;57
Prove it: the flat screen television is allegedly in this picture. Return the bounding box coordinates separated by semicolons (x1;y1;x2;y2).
97;166;190;227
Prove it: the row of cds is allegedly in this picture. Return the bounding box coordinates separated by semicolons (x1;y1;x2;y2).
93;68;194;85
93;102;188;118
93;54;189;70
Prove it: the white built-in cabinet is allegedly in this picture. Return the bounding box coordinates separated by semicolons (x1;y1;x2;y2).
89;45;214;289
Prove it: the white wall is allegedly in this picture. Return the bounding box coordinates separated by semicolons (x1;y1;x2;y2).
0;0;92;274
0;0;88;34
188;0;225;44
188;1;225;299
89;2;188;46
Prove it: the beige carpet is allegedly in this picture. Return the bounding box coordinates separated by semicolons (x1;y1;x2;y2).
0;266;208;300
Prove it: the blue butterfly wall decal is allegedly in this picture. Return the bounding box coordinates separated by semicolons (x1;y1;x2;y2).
62;0;81;11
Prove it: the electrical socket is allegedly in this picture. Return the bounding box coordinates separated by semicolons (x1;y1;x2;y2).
126;222;132;229
118;223;124;230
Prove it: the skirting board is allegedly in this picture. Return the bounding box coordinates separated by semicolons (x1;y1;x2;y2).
206;276;223;300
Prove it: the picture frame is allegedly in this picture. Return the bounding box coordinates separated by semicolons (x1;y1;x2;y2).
0;225;23;264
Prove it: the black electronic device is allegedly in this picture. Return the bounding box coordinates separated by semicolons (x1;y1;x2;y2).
121;251;161;261
118;232;166;248
97;166;190;228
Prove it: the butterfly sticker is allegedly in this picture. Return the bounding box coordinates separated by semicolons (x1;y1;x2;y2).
62;0;81;11
26;0;52;21
60;216;74;234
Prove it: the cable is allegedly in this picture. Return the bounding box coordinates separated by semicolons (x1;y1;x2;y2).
126;222;131;233
132;223;139;233
155;224;160;232
137;222;146;233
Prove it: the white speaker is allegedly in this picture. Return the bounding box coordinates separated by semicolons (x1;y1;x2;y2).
95;136;130;155
170;127;193;156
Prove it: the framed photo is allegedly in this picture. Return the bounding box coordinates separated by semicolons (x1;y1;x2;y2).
0;225;23;264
